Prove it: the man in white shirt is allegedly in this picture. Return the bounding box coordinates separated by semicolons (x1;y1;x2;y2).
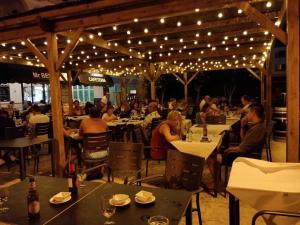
142;101;161;139
29;104;50;125
199;95;210;111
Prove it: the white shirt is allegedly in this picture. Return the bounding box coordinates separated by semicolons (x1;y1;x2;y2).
142;111;161;128
199;99;206;111
102;113;117;122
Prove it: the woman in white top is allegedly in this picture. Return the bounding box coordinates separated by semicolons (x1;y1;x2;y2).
102;105;117;122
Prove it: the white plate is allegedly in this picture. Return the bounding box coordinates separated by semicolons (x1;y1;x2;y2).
49;195;72;205
109;197;131;207
134;195;156;204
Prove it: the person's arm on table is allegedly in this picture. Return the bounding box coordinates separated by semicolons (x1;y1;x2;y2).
159;123;181;142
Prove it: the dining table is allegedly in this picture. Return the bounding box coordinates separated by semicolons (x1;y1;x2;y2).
0;177;192;225
227;157;300;225
0;136;55;180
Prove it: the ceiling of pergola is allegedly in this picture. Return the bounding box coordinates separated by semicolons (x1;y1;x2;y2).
0;0;285;78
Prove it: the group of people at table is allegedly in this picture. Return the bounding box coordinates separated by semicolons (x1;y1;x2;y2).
0;93;266;189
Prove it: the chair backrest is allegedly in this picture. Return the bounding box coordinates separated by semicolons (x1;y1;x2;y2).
150;118;162;131
165;150;205;191
108;142;143;175
35;122;50;137
83;131;111;157
206;115;226;124
4;126;26;139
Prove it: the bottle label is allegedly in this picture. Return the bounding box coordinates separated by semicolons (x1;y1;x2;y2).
28;201;40;214
68;178;73;188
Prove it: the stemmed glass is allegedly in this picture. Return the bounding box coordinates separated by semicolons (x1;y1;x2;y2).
0;187;9;213
100;195;116;225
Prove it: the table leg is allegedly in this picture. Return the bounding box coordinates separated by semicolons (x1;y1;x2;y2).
185;199;192;225
50;140;55;177
229;193;240;225
19;147;26;180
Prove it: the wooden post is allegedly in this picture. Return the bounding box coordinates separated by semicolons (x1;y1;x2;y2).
67;71;73;114
286;0;300;162
150;81;156;100
183;73;188;102
260;71;265;105
265;69;272;127
47;32;66;176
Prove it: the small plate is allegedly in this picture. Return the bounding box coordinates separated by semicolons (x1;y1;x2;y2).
135;195;156;204
109;197;131;207
49;195;72;205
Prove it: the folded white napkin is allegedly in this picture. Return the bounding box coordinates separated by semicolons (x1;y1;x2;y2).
52;192;71;202
112;194;129;204
135;190;153;202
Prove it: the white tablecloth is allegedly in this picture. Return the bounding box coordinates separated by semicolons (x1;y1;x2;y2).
227;158;300;225
106;119;143;127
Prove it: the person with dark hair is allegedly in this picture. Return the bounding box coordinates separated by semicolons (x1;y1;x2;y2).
79;106;107;135
0;110;15;139
71;100;84;116
84;102;94;115
240;95;252;118
28;104;50;125
206;103;266;188
102;105;117;122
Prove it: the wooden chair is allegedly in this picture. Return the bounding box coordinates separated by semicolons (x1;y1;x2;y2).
265;121;274;162
107;142;143;183
81;131;111;177
33;122;51;174
130;149;205;225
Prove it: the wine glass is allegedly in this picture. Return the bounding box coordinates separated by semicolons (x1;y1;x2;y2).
100;195;116;225
0;187;9;213
148;215;169;225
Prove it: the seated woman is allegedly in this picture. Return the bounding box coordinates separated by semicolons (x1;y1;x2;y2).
130;101;140;117
150;110;182;160
71;100;84;116
102;105;117;122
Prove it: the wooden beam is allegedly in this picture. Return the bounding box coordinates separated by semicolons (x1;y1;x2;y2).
152;46;265;62
286;0;299;162
260;71;265;104
187;71;199;85
56;27;84;71
60;31;144;60
107;12;277;41
24;38;49;68
172;73;185;85
246;68;261;80
67;71;73;114
238;2;287;44
46;32;66;176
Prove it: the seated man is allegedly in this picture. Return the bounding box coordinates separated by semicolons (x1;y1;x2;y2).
207;103;266;186
28;104;50;137
142;101;161;140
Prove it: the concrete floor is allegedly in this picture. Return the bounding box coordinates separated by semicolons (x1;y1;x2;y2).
0;140;288;225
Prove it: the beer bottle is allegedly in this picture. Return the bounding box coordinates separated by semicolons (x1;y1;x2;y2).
68;162;78;195
27;177;40;220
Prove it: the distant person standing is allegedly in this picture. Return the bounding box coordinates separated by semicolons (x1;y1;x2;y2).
71;100;84;116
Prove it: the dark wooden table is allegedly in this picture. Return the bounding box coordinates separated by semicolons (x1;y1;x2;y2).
45;183;192;225
0;176;102;225
0;136;55;180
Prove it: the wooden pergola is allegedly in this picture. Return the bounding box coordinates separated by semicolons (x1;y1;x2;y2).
0;0;298;175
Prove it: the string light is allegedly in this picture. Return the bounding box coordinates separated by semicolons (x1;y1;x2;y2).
164;36;168;41
160;18;165;24
197;20;202;26
144;28;149;33
218;12;223;18
152;38;157;43
133;18;139;22
238;9;243;14
264;31;269;35
266;1;272;8
207;31;212;36
243;30;248;35
97;32;102;36
113;25;117;31
21;41;25;46
177;21;182;27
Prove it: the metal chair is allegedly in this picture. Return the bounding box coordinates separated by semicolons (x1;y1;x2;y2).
35;122;50;137
265;120;275;162
252;210;300;225
107;142;143;183
130;149;205;225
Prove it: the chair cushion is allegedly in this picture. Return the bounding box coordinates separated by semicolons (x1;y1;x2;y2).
88;150;108;159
